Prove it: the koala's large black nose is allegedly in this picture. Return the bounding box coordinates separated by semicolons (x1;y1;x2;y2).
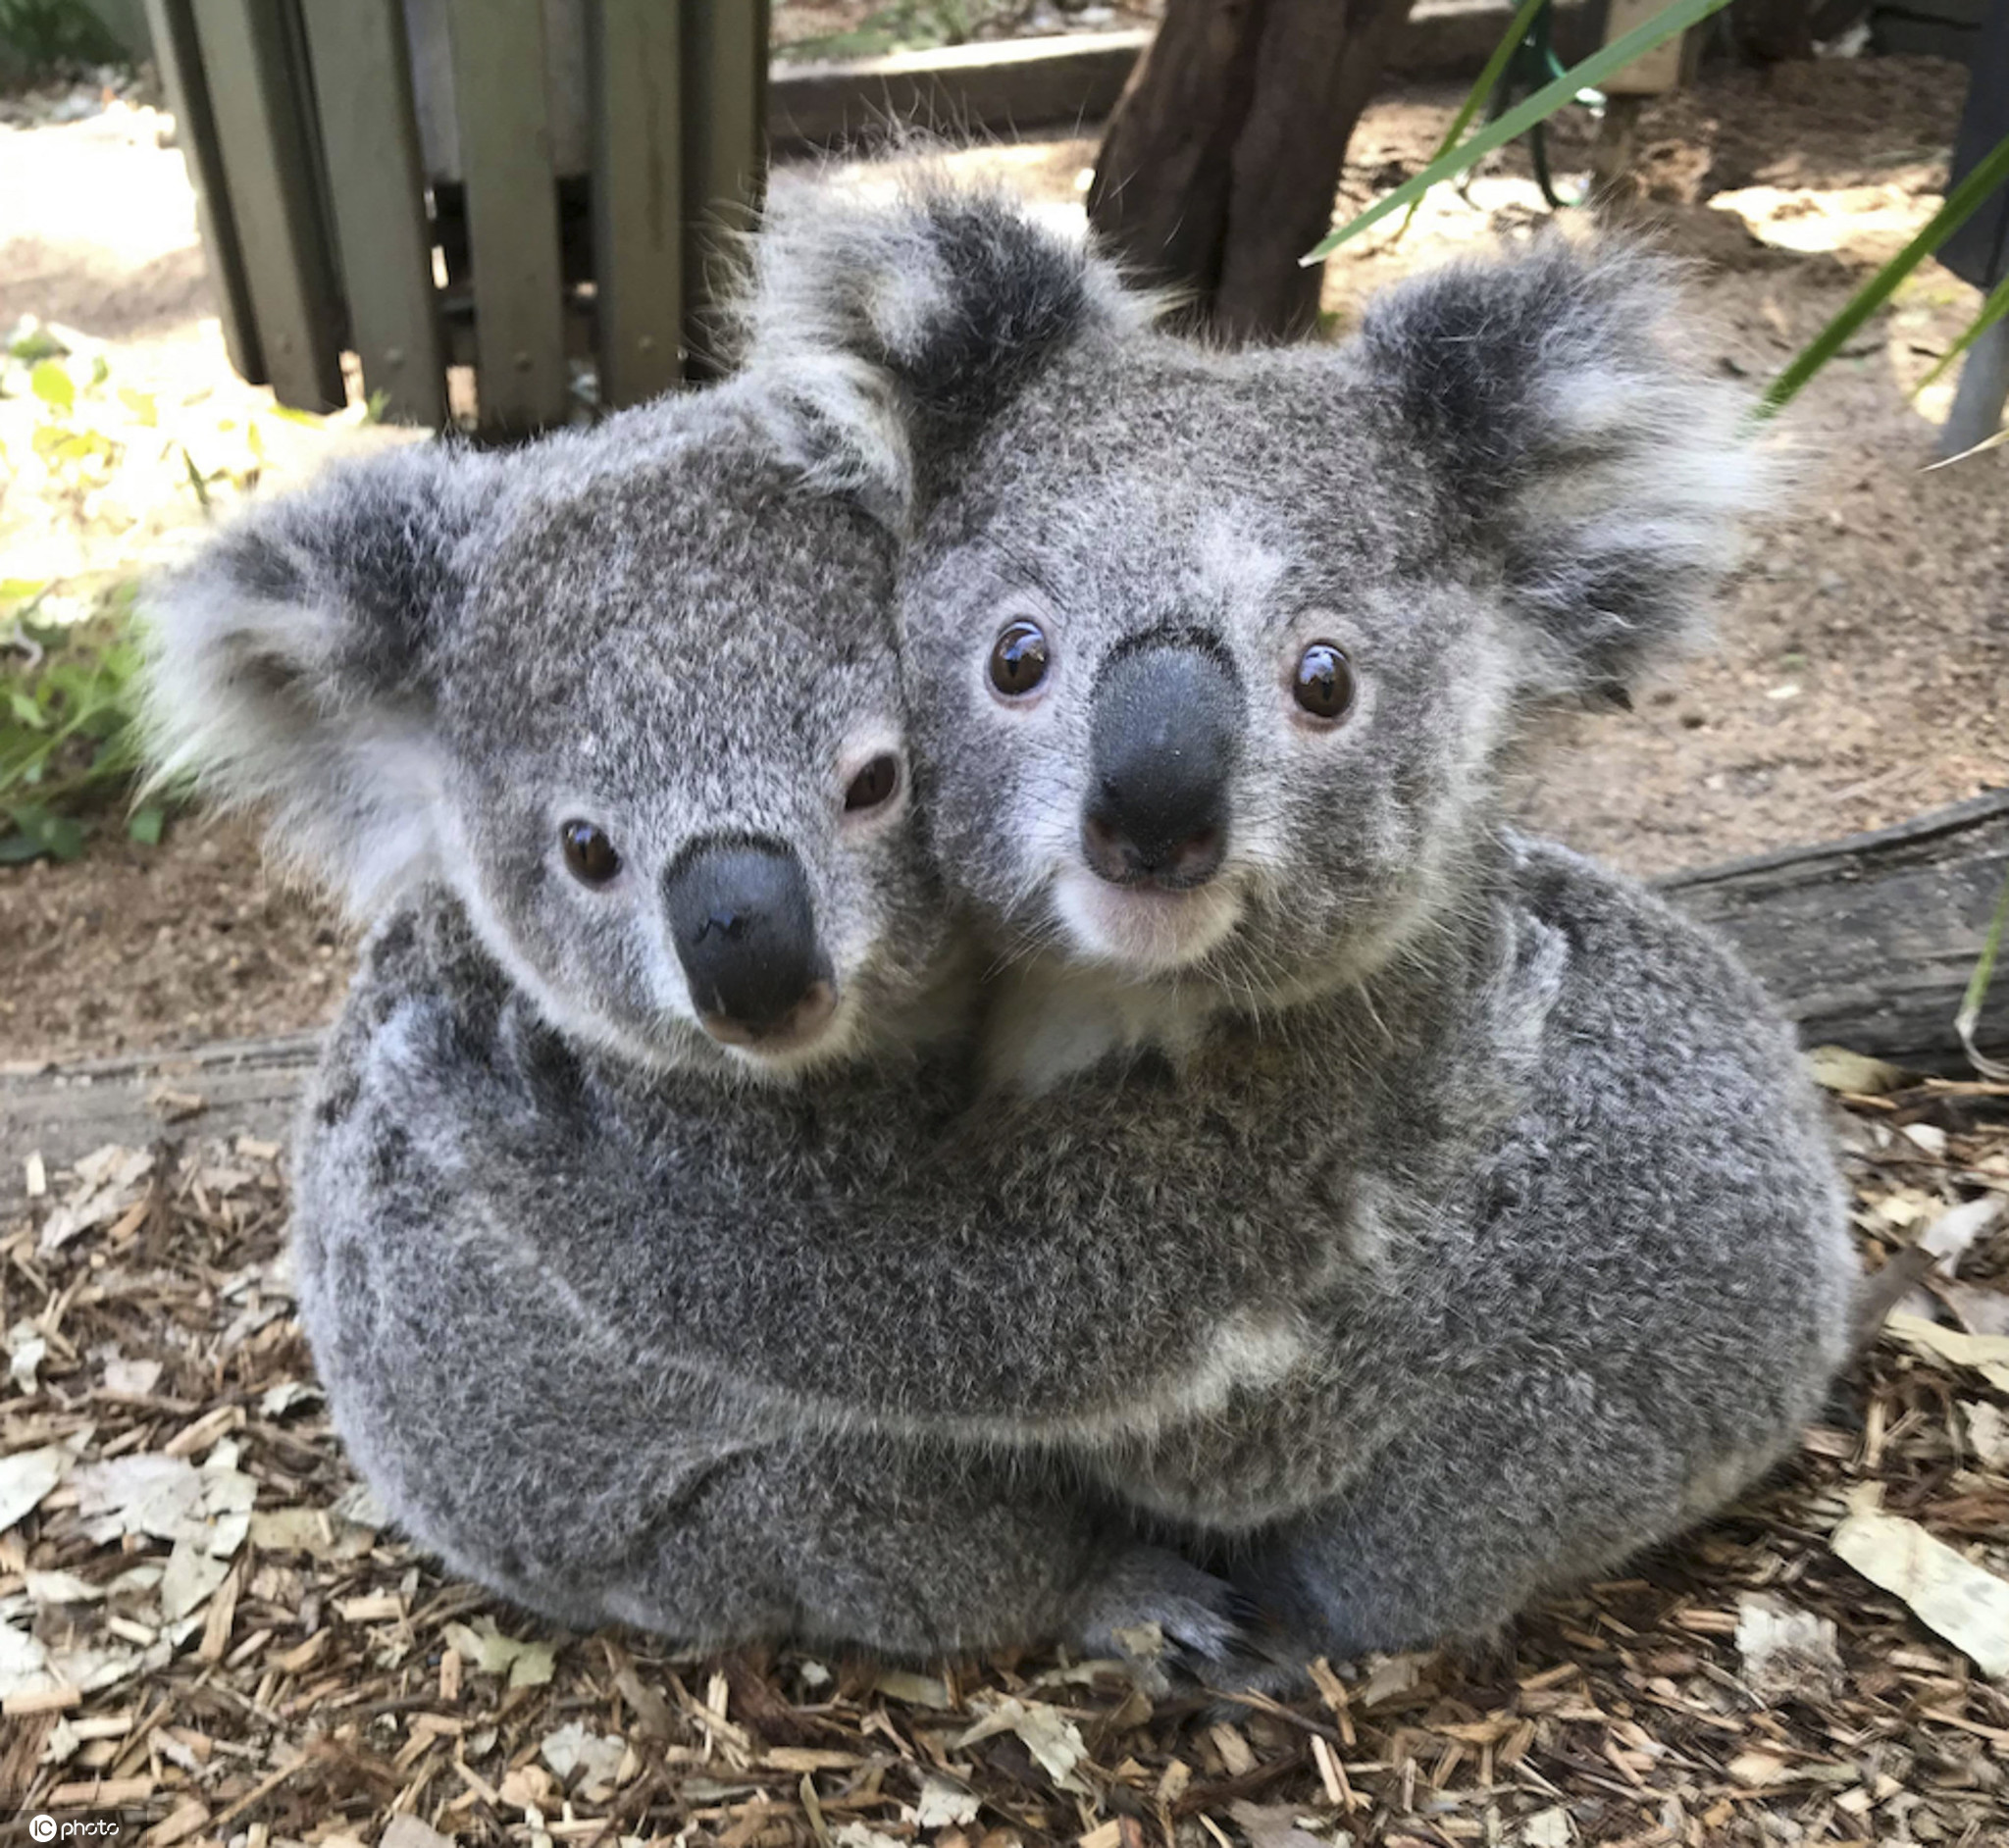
1083;641;1240;889
664;839;836;1048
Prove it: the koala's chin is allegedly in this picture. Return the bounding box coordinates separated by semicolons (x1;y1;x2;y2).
1050;865;1246;975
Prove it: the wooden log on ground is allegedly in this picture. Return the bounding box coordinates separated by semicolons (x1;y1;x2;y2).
1659;789;2009;1073
5;794;2006;1205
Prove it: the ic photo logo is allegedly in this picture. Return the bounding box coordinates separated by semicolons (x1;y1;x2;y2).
26;1820;119;1841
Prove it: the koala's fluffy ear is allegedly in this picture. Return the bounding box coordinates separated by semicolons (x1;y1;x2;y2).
142;441;482;915
1358;238;1766;700
739;176;1152;454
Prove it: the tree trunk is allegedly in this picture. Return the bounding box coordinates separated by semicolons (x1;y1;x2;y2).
1087;0;1415;344
1730;0;1816;63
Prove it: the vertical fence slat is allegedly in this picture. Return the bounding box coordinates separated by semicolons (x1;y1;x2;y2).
679;0;769;380
591;0;685;408
299;0;445;427
443;0;569;432
187;0;345;412
143;0;264;385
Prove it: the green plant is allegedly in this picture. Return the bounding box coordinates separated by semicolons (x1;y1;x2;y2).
1304;0;1738;257
1;580;170;863
0;0;125;73
1308;0;2009;440
1305;0;2009;1072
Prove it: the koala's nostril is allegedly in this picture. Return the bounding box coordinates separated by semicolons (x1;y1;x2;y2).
664;839;832;1041
1082;810;1227;889
1084;641;1240;891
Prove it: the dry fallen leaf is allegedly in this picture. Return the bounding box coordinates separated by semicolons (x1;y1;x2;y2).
1964;1401;2009;1469
1831;1493;2009;1677
379;1818;454;1848
540;1719;626;1800
443;1617;556;1689
1882;1310;2009;1391
954;1695;1090;1793
913;1772;981;1828
1806;1046;1907;1095
1227;1800;1329;1848
1520;1806;1573;1846
1734;1593;1845;1706
0;1444;75;1535
1918;1194;2008;1272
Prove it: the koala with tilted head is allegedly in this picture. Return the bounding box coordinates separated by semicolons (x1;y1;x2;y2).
145;367;1323;1678
142;177;1856;1679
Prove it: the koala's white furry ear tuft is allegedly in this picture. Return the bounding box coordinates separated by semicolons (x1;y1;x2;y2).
738;175;1152;445
1359;236;1771;700
140;442;483;917
747;355;916;534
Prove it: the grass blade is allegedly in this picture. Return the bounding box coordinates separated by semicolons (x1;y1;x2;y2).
1909;268;2009;401
1393;0;1556;241
1757;128;2009;418
1304;0;1737;260
1955;867;2009;1080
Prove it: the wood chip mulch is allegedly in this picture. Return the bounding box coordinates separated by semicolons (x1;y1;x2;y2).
4;1085;2007;1848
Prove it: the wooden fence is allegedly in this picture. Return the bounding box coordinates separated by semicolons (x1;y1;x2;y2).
140;0;768;432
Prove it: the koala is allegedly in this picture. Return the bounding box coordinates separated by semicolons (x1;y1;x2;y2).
729;179;1859;1657
142;369;1343;1674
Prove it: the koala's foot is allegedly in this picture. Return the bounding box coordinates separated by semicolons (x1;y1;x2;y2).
1074;1547;1276;1694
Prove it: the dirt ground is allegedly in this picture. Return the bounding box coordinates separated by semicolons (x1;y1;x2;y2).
1;53;2005;1065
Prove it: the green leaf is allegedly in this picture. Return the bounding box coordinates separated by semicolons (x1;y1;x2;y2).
9;691;48;730
117;386;157;427
269;404;326;428
89;355;110;388
29;360;75;415
0;804;85;863
40;814;86;860
0;578;49;605
1909;269;2009;403
127;804;165;846
1955;867;2009;1080
8;327;67;363
1759;128;2009;418
1306;0;1738;259
1394;0;1556;242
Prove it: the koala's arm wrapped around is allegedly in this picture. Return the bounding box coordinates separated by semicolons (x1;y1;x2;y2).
316;889;1416;1438
296;924;1267;1674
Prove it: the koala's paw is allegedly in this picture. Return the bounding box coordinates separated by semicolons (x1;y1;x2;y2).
1075;1548;1276;1695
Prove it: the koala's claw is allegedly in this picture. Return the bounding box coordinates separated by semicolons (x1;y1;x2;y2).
1077;1549;1275;1693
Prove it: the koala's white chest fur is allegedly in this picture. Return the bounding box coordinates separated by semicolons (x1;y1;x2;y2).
975;953;1229;1095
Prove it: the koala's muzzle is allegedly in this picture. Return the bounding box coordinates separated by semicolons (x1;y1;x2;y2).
1083;641;1240;889
665;840;837;1050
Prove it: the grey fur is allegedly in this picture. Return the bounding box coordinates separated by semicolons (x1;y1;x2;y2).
143;178;1856;1677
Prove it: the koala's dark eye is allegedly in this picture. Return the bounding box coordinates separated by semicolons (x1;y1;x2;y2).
990;620;1050;697
844;754;901;813
1293;642;1356;722
560;819;621;886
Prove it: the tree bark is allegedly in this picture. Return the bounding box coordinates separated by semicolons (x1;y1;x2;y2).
1730;0;1816;63
1088;0;1415;344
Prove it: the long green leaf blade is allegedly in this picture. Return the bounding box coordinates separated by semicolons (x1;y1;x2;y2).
1956;867;2009;1079
1394;0;1555;241
1758;128;2009;418
1909;268;2009;401
1304;0;1737;261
